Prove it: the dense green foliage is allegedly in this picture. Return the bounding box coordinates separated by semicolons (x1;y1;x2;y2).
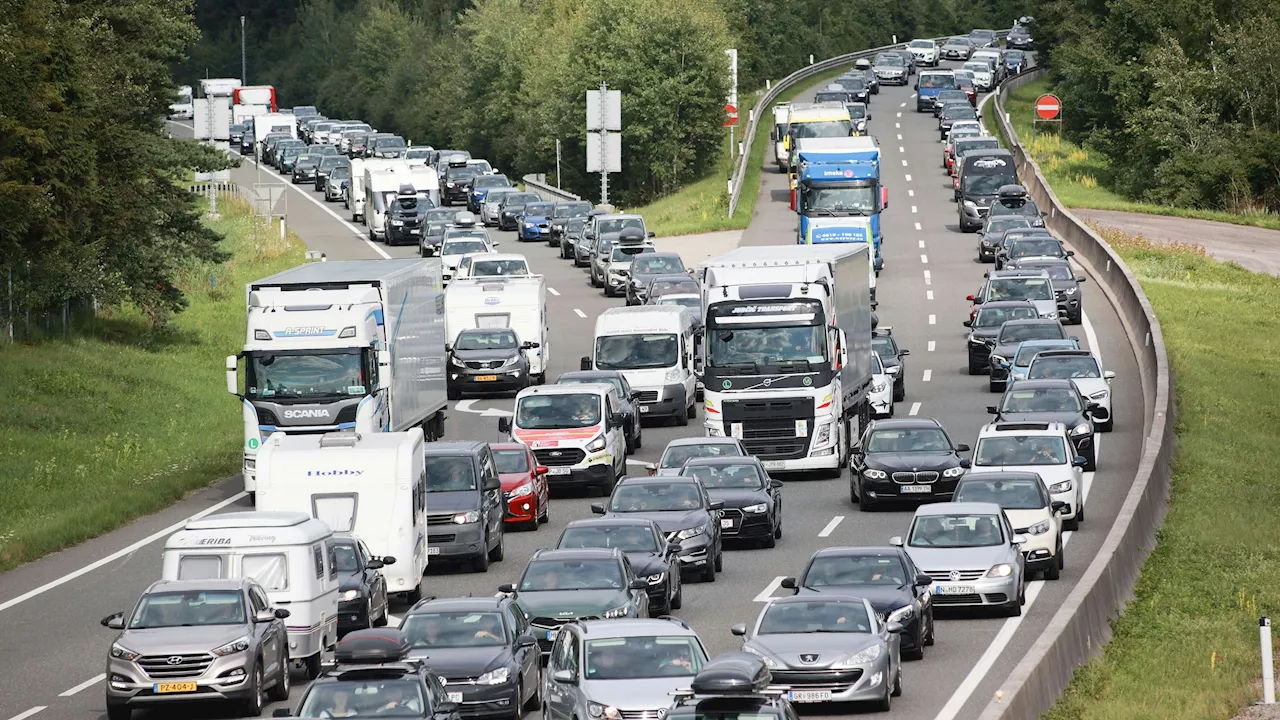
1040;0;1280;213
1;0;233;328
181;0;1029;205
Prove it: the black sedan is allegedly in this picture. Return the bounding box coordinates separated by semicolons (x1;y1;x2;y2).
963;300;1040;374
978;216;1033;263
625;252;689;305
554;370;643;453
446;328;537;399
679;456;783;548
559;217;588;260
781;545;935;659
872;327;910;401
555;517;683;614
987;378;1105;470
331;535;394;634
1016;258;1087;324
849;418;971;510
549;201;594;246
987;318;1072;391
400;596;542;718
932;90;970;118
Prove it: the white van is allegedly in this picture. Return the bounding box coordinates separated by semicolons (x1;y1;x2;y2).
445;275;550;383
347;158;367;221
161;511;338;677
255;429;430;603
407;165;441;207
586;305;698;425
365;165;413;242
499;383;629;495
772;103;792;171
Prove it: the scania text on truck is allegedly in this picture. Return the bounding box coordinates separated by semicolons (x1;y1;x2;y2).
699;245;874;475
793;137;886;260
226;259;449;500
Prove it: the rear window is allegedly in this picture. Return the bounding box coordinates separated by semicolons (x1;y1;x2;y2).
920;74;955;89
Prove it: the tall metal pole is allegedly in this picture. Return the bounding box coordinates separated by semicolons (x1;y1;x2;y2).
599;81;609;206
555;139;562;189
240;16;247;83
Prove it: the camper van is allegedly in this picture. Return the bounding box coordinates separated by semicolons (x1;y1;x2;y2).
364;164;413;242
161;511;339;677
586;305;699;424
445;275;550;383
255;429;430;604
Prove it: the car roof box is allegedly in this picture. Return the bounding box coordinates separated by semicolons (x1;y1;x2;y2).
690;652;773;695
618;227;647;243
998;184;1028;199
335;629;408;664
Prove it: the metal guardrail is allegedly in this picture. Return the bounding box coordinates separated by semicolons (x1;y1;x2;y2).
522;173;581;202
976;68;1176;720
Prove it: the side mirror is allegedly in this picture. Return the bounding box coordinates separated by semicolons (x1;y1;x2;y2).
914;83;920;90
900;349;911;356
962;320;972;327
498;583;516;594
1077;276;1088;283
959;458;972;468
914;573;932;587
889;536;904;547
886;622;905;634
708;500;724;511
648;231;656;238
955;443;971;452
101;613;126;630
629;578;649;590
986;405;999;414
610;412;624;427
1051;500;1067;514
630;390;641;400
536;465;549;475
255;609;277;623
275;607;292;619
484;476;502;491
881;186;889;209
1041;211;1049;217
381;555;397;566
1104;370;1116;380
668;543;683;554
580;356;592;371
520;341;533;349
590;503;606;514
367;558;385;569
551;670;576;685
1089;405;1110;420
1065;250;1075;257
225;355;240;396
771;479;783;489
730;623;748;636
780;577;798;590
965;294;976;302
517;634;538;648
1072;456;1088;468
643;462;657;475
1012;534;1028;546
498;417;512;434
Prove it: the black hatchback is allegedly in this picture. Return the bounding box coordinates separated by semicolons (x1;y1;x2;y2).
849;418;971;510
679;456;783;548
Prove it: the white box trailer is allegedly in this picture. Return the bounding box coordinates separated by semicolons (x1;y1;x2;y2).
255;430;430;602
364;161;413;241
445;275;550;382
161;511;338;676
228;259;448;494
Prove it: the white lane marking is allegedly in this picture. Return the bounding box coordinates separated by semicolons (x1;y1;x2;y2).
897;134;903;141
754;576;786;602
923;270;931;280
915;222;922;231
911;93;917;99
905;174;913;182
895;122;901;129
922;369;933;382
899;146;906;153
246;157;391;260
911;205;919;213
908;189;915;197
59;675;104;697
8;708;45;720
0;492;248;614
897;112;902;117
900;102;906;108
901;159;909;167
818;516;845;538
928;314;936;325
927;290;934;300
548;288;560;296
573;308;587;318
918;240;926;249
927;340;936;352
920;254;929;264
909;402;922;416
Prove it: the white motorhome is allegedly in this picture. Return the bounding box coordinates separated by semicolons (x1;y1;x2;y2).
255;430;430;603
406;165;441;207
161;511;338;677
445;274;549;383
364;163;413;242
252;112;298;153
586;305;698;425
771;103;792;171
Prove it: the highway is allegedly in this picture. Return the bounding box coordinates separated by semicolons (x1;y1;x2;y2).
0;57;1143;720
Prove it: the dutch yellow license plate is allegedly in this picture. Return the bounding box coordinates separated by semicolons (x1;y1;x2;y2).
475;375;498;382
154;682;197;693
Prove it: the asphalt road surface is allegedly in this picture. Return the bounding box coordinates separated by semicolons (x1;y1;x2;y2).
0;57;1143;720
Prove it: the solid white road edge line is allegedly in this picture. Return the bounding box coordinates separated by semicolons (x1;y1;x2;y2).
247;156;392;260
59;674;105;697
754;576;786;602
817;516;844;538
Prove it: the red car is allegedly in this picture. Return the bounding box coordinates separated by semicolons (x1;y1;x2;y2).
491;443;550;528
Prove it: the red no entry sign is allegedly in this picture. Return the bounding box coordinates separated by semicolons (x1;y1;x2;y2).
1035;94;1061;120
724;103;739;127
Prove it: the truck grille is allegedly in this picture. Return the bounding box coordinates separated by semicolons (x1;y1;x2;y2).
892;471;939;484
138;653;214;679
533;448;585;466
739;419;810;460
633;390;659;404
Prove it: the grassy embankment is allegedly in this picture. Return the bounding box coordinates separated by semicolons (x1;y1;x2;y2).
986;78;1280;231
0;202;305;572
629;66;850;236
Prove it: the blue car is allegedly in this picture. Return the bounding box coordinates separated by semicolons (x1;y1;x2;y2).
516;201;557;242
1004;51;1028;76
468;174;512;213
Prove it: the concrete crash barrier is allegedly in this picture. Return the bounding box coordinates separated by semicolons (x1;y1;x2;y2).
522;173;581;202
977;68;1177;719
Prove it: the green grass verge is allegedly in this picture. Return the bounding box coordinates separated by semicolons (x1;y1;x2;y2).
989;78;1280;231
0;202;305;572
1045;227;1280;719
629;66;850;236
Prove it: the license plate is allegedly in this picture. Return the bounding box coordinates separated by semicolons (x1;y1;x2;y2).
153;682;197;694
546;629;559;641
410;229;420;234
763;461;784;471
427;546;441;555
475;375;498;382
900;485;931;493
448;692;463;703
639;406;650;413
789;690;832;703
935;584;975;595
547;467;571;475
721;518;734;528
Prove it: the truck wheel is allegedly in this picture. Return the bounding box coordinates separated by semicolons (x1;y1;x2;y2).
675;407;689;427
686;402;697;420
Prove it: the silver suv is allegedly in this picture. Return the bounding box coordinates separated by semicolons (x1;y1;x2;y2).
101;578;292;720
543;617;710;720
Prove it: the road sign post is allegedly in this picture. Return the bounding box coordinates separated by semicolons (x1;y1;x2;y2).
725;49;738;161
586;84;622;204
1032;93;1062;133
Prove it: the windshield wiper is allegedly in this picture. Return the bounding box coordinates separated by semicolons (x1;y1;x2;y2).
715;361;759;374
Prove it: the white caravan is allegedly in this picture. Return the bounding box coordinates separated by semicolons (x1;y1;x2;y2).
407;165;441;207
587;306;698;424
255;429;430;602
161;511;338;677
364;163;414;242
445;275;550;383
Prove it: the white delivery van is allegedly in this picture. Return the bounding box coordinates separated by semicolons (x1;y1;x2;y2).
365;164;413;242
585;305;698;425
255;429;430;603
499;383;629;495
772;103;792;171
161;511;338;677
347;158;367;220
445;275;550;383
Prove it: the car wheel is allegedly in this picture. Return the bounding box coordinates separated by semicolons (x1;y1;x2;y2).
671;577;684;609
968;358;985;375
1045;544;1062;580
893;382;905;402
508;682;523;720
676;405;689;426
924;612;936;645
774;518;783;540
702;560;716;583
625;426;636;454
472;539;491;572
687;401;697;420
634;423;642;450
267;648;291;701
447;385;461;401
1084;448;1097;472
241;662;265;716
489;530;505;561
538;498;550;524
523;676;542;712
874;674;892;711
762;529;776;549
904;631;925;660
374;590;389;626
106;705;131;720
891;663;903;696
714;545;723;572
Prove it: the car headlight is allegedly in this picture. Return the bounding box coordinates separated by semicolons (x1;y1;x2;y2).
743;503;768;514
110;643;141;661
1045;311;1059;319
213;636;252;657
450;355;465;366
1064;287;1078;296
586;435;607;452
665;367;684;383
742;646;778;668
1089;389;1109;400
863;469;887;479
602;602;632;619
964;200;978;209
872;381;887;393
453;510;481;524
342;589;362;601
588;703;622;720
508;483;533;498
647;572;667;585
1048;479;1074;494
675;526;705;540
942;465;966;478
392;220;404;226
1071;422;1091;436
1026;519;1052;535
497;355;521;370
837;644;881;667
887;604;916;623
990;355;1007;365
477;667;510;685
987;563;1014;578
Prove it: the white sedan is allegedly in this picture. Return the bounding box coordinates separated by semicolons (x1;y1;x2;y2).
964;61;995;92
870;351;895;418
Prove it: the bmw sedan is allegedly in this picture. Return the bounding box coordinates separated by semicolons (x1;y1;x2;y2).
849;418;970;509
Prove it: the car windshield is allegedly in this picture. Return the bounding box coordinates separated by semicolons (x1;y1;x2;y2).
1029;355;1101;379
425;456;477;492
473;175;509;188
1007;51;1025;61
493;449;530;474
405;148;433;159
426;209;454;223
331;543;360;572
297;679;425;717
803;554;907;587
876;54;905;65
975;305;1038;327
455;329;518;350
1033;264;1074;280
908;513;1005;548
943;106;977;120
558;376;625;397
374;137;406;149
486;190;516;204
965;62;989;73
998;321;1064;343
985;217;1031;235
559;525;658;552
596;333;678;370
634;256;686;274
555;203;593;218
988;279;1054;302
246;350;367;400
910;40;934;48
515;393;601;429
789;119;854;139
319;157;348;170
964;174;1015;195
469;259;528;276
652;281;698;296
920;74;955;89
585;636;707;680
520;559;624;591
610;482;703;512
503;193;540;206
446;165;483;181
991;198;1042;218
129;590;246;628
567;219;587;232
815;92;848;103
524;203;555;217
958;140;1001;155
976;436;1069;466
865;428;951;453
681;462;764;489
656;296;700;310
1015;343;1073;366
597;218;646;234
1011;240;1063;258
758;600;872;634
806;186;875;214
402;611;507;648
846;104;867;119
443;239;490;255
660;442;743;468
871;335;898;360
955;478;1048;510
1001;387;1082;413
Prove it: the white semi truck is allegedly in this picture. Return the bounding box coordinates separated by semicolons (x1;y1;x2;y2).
699;244;874;475
227;259;449;499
